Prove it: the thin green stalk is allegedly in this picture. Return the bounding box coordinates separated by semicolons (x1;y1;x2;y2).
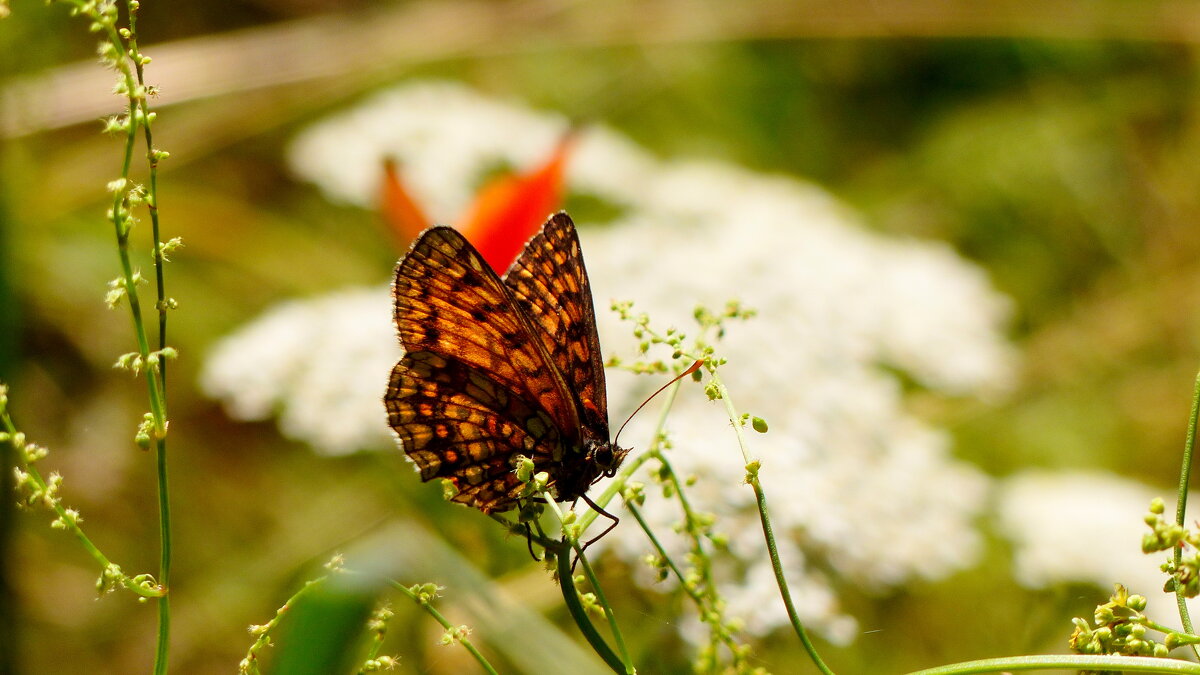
599;337;761;669
1174;368;1200;656
389;580;499;675
624;501;704;605
53;1;176;670
241;576;330;675
106;4;174;670
626;495;761;671
1;407;161;598
710;373;835;675
573;547;634;675
543;497;634;672
653;451;723;602
552;541;626;674
904;654;1200;674
152;433;171;673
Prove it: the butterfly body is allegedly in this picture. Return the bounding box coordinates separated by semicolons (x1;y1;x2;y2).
385;213;626;513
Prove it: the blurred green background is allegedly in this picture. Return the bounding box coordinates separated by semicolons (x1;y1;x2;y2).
4;0;1200;672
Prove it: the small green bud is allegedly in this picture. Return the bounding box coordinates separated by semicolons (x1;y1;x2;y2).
514;455;534;482
1127;594;1147;611
1150;497;1166;514
24;443;47;462
751;416;768;433
744;460;761;479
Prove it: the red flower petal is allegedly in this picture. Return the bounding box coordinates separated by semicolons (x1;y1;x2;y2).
380;157;431;244
458;134;574;271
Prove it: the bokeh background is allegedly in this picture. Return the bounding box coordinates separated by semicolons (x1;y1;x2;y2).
4;1;1200;673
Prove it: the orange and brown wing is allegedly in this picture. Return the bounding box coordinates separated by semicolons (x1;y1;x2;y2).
392;226;578;436
386;350;566;513
502;213;610;438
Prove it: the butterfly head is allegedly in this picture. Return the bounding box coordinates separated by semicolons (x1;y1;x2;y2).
586;438;630;479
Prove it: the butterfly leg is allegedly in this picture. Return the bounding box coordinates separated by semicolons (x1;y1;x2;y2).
513;498;549;562
565;493;621;572
521;521;541;562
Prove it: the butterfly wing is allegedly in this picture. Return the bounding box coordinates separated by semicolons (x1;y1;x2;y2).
388;226;582;511
392;226;579;434
502;213;610;442
386;350;565;512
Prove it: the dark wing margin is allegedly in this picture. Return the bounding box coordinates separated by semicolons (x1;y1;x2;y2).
502;213;610;438
386;350;565;513
391;226;579;436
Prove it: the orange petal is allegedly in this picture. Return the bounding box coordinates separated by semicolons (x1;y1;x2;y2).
458;134;574;271
381;157;432;245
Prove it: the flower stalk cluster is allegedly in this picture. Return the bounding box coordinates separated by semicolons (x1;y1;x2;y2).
241;554;494;674
1069;585;1176;666
1;384;162;599
590;300;825;674
37;1;178;672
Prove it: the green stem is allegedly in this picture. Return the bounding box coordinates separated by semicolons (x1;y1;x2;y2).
389;580;499;675
543;496;633;672
1174;368;1200;656
553;542;626;674
905;654;1200;674
117;3;173;670
711;373;835;675
152;435;171;673
241;576;330;675
573;546;633;674
1138;616;1200;643
1;409;161;598
624;502;704;605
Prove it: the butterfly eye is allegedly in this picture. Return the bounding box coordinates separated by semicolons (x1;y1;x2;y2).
595;445;614;467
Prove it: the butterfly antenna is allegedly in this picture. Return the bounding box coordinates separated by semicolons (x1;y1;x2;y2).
613;359;704;449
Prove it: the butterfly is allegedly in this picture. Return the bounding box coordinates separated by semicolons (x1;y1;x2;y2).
385;212;626;514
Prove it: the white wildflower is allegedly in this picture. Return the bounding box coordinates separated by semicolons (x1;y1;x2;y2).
204;80;1018;643
200;287;398;455
996;470;1188;609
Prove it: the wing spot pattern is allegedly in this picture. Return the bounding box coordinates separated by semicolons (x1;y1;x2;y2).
385;217;616;512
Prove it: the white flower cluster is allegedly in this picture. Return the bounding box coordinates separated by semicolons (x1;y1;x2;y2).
996;470;1190;616
202;81;1018;644
199;287;399;455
